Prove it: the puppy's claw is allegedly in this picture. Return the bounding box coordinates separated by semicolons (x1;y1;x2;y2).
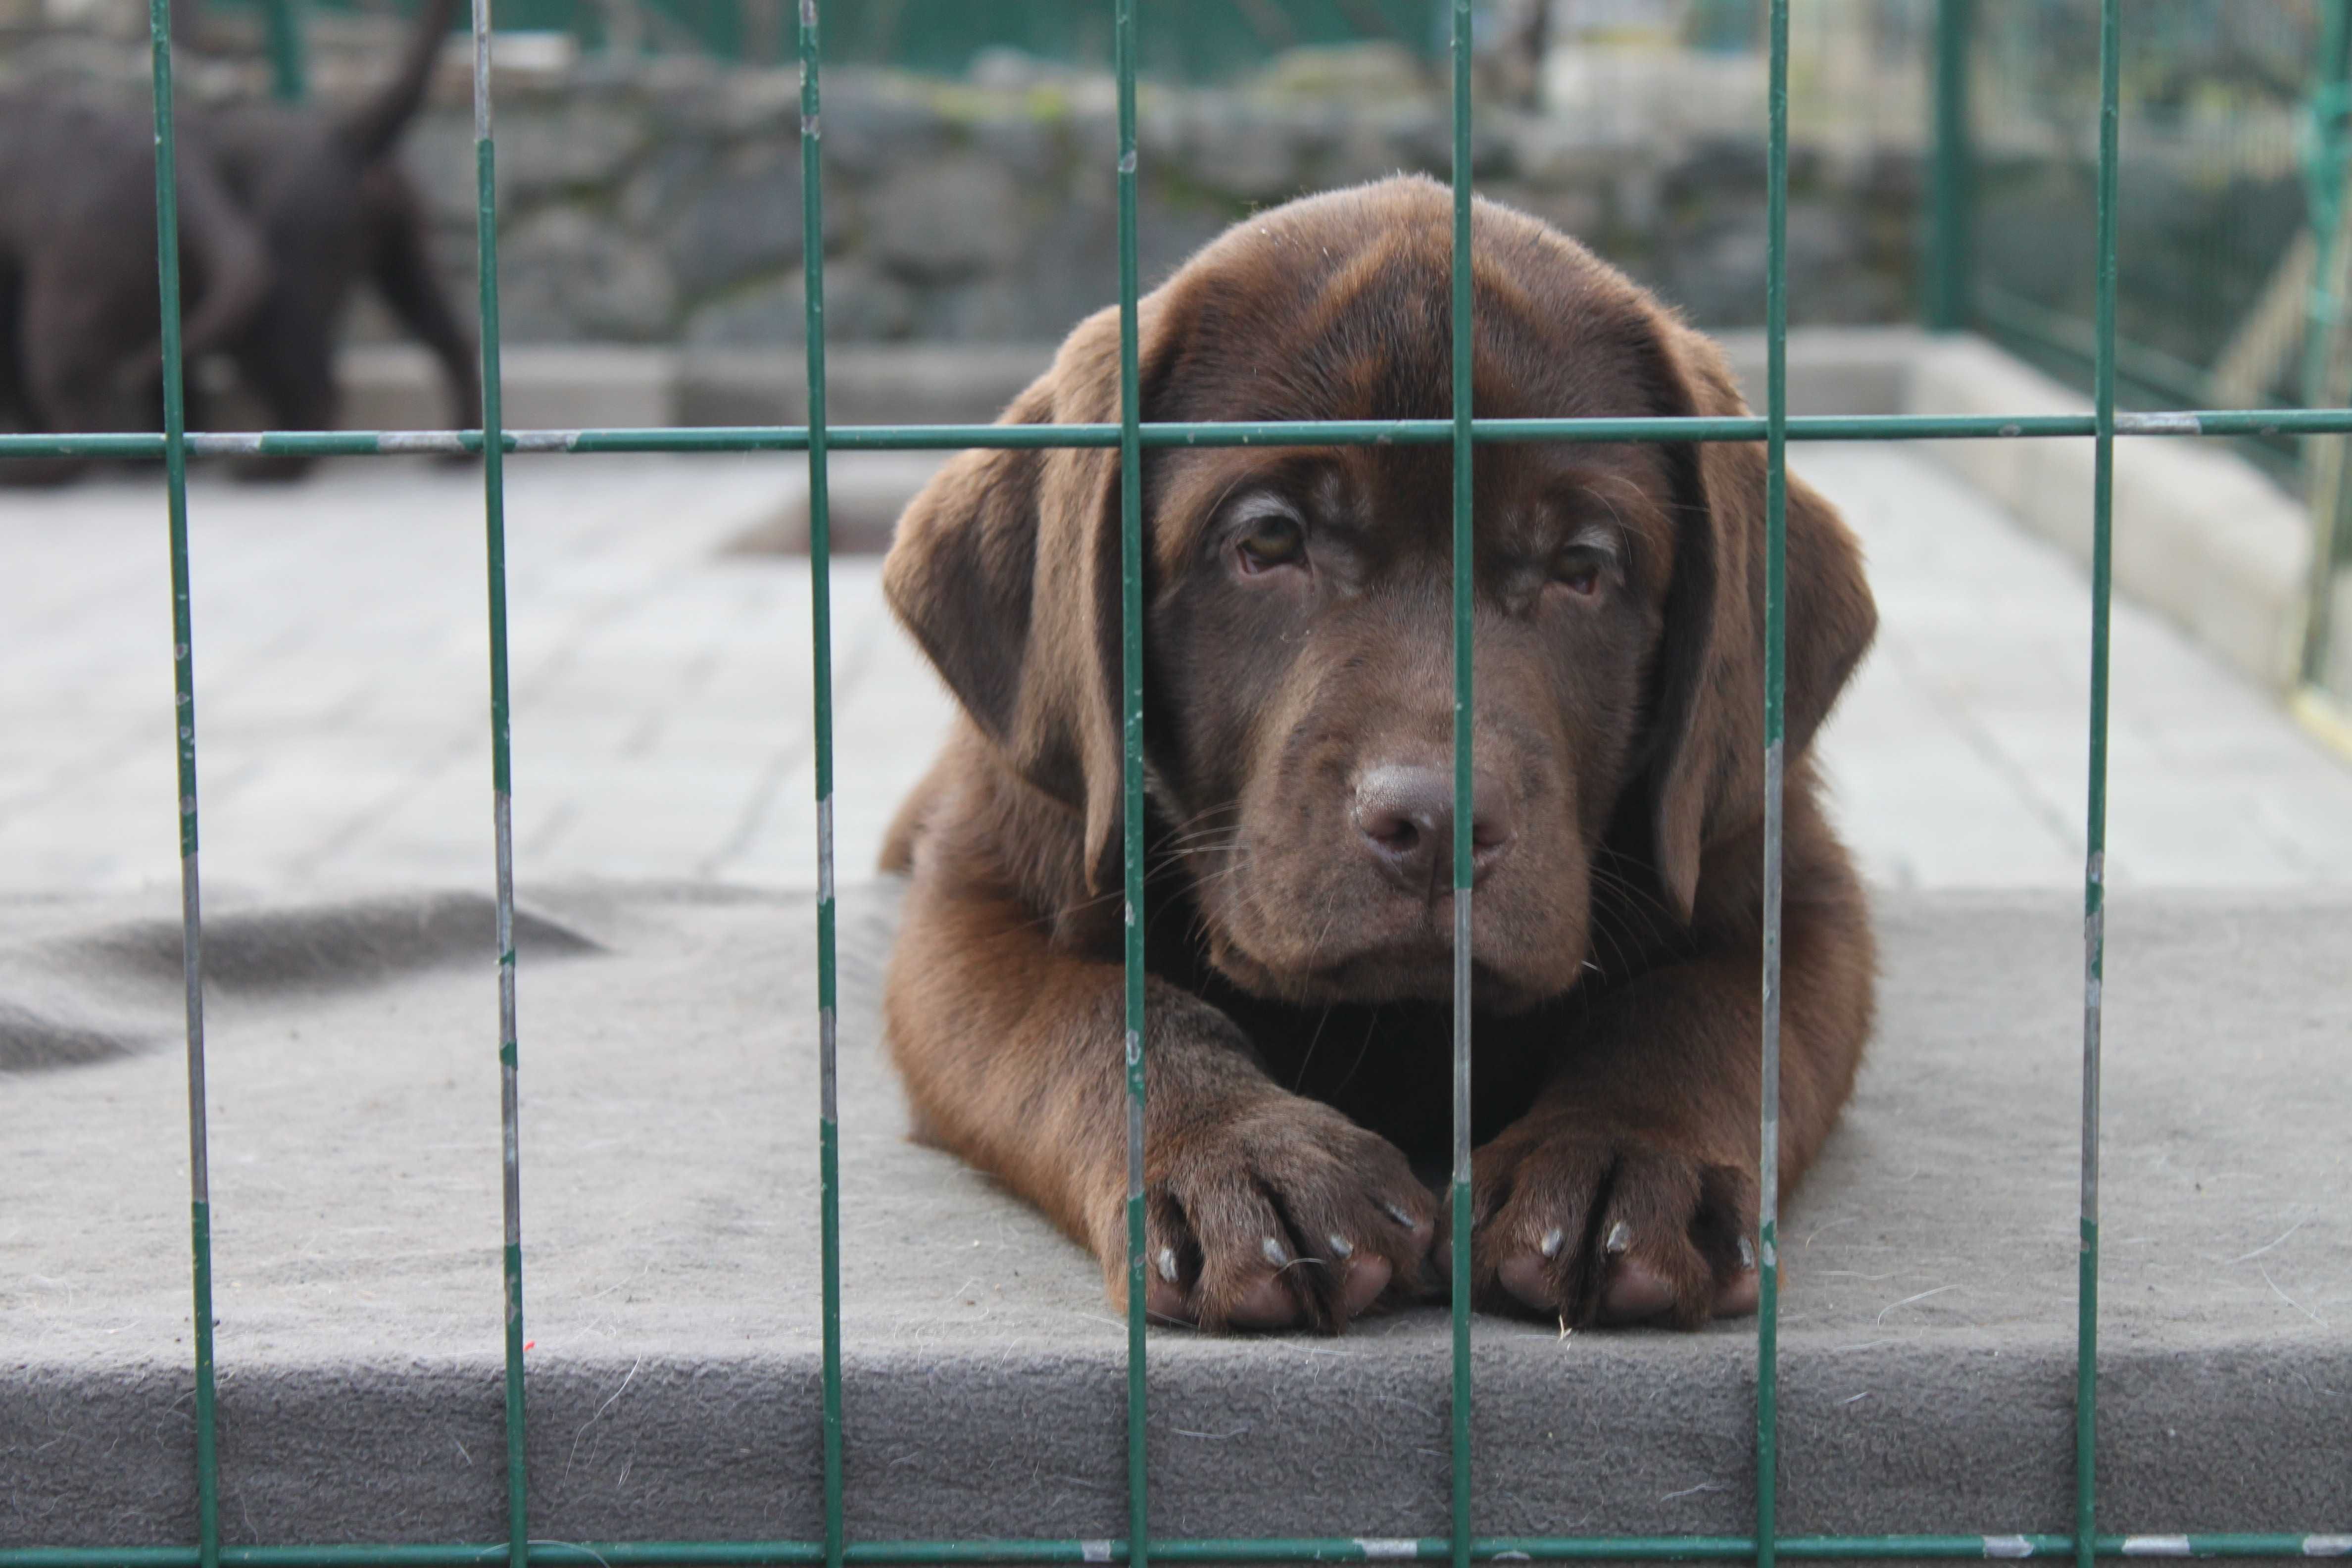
1261;1235;1290;1268
1539;1226;1565;1259
1328;1232;1355;1258
1156;1246;1181;1283
1604;1220;1632;1256
1737;1235;1757;1271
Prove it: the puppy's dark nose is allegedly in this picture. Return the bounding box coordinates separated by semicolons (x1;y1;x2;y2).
1351;764;1517;891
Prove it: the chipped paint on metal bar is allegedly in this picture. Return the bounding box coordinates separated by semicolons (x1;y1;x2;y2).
2115;411;2202;435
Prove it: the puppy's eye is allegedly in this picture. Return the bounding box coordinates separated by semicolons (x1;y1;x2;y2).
1236;513;1307;573
1550;554;1605;597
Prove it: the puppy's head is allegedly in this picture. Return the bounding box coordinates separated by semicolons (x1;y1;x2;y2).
884;177;1873;1012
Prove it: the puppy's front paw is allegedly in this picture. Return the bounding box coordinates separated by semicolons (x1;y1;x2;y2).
1467;1115;1758;1329
1119;1094;1436;1334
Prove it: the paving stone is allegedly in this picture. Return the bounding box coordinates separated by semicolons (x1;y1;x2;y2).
1;446;2348;898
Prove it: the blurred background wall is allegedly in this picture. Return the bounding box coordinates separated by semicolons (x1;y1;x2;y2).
15;0;2346;702
0;1;2318;400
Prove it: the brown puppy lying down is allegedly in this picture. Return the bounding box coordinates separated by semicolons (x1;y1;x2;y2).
879;176;1877;1334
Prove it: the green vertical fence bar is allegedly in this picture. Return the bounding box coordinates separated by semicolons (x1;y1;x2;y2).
468;0;528;1558
1446;5;1473;1568
263;0;305;101
1115;0;1149;1564
1924;0;1972;331
2302;0;2352;689
2077;4;2120;1568
146;0;220;1563
798;3;848;1565
1757;4;1790;1568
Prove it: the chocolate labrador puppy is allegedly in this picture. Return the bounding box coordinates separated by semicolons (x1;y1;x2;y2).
879;176;1876;1334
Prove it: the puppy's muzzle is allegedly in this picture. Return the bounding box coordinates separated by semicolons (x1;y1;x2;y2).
1349;763;1517;893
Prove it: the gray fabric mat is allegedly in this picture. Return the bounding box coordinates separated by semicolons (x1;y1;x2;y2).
3;882;2346;1547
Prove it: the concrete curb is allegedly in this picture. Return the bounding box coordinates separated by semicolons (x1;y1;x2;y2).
335;330;2312;691
1715;328;2309;694
7;882;2350;1544
1899;336;2310;692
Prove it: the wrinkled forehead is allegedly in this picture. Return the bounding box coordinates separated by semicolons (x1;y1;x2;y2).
1155;196;1686;431
1144;195;1689;572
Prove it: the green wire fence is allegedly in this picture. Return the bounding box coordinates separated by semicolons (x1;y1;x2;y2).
5;0;2352;1565
199;0;1443;80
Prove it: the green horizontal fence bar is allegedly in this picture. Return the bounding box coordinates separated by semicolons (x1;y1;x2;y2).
16;408;2352;465
9;1536;2350;1568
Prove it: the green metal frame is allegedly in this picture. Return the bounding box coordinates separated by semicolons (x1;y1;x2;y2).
5;1;2351;1565
1923;0;1971;333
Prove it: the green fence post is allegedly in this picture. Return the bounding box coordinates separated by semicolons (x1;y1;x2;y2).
1758;4;1790;1568
467;0;528;1557
800;4;848;1567
1115;0;1149;1564
145;0;220;1561
2077;5;2121;1568
1447;2;1474;1567
263;0;305;102
1924;0;1973;331
2301;0;2352;690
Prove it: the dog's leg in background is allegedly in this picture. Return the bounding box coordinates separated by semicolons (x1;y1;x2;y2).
363;166;480;445
1467;796;1875;1329
886;801;1437;1334
6;266;123;487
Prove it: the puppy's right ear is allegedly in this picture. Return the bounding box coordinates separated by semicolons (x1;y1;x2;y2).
882;296;1183;894
1642;318;1877;925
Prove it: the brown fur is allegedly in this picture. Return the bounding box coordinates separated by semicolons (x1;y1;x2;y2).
879;177;1878;1334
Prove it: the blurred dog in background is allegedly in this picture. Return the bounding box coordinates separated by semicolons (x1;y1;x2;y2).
0;0;474;483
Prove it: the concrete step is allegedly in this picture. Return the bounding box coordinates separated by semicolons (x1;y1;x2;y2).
5;882;2345;1546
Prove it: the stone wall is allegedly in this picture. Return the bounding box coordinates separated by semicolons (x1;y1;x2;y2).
0;25;1925;345
387;45;1922;346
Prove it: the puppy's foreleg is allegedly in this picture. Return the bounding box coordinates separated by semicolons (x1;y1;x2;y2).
1467;839;1872;1329
884;864;1435;1333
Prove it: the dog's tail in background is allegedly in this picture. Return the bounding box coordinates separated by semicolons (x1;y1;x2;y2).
336;0;465;163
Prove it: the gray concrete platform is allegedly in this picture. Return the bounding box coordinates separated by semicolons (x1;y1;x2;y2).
6;352;2352;1548
3;882;2347;1545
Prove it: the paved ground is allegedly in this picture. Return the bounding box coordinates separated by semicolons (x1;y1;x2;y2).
3;443;2348;897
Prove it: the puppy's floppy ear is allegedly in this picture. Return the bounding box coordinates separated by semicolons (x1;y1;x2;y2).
1645;320;1877;923
882;293;1185;896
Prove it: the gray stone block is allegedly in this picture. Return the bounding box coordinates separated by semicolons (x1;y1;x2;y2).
498;208;680;343
490;100;654;204
677;342;1050;429
868;153;1029;286
3;884;2347;1545
667;140;811;297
